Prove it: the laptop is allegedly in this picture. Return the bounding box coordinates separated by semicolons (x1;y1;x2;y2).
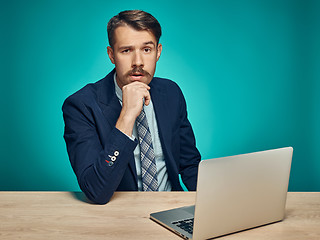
150;147;293;239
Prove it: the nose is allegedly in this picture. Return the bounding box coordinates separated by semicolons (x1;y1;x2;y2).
132;50;144;68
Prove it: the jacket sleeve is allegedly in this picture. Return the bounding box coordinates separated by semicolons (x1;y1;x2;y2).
178;88;201;191
62;95;137;204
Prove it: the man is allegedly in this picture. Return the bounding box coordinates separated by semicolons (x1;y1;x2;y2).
62;10;201;204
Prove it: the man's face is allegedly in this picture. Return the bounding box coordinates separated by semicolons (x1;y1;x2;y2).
107;25;162;89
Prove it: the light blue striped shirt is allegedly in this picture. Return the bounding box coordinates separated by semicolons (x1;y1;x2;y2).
114;74;172;191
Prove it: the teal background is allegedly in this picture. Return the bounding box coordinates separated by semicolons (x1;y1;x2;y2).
1;0;319;191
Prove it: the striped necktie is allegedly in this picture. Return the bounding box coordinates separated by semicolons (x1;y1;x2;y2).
136;109;158;191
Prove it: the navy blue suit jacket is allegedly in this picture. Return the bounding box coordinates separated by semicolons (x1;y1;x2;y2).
62;69;201;204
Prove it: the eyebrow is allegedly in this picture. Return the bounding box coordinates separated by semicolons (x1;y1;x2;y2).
143;41;156;46
118;45;132;50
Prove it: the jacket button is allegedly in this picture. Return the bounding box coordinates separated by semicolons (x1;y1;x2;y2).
114;151;119;156
108;155;116;161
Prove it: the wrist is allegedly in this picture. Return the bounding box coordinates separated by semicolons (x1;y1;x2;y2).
115;111;136;136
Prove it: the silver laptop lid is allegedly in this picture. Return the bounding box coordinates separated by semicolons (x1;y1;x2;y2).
192;147;293;240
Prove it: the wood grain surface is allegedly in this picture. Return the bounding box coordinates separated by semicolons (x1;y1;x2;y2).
0;192;319;240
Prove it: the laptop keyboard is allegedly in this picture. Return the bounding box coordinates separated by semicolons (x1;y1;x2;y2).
172;218;194;234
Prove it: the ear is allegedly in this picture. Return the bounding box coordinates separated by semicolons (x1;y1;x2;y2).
107;46;115;64
156;43;162;62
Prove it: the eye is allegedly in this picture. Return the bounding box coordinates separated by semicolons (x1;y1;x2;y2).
121;49;130;53
144;47;152;53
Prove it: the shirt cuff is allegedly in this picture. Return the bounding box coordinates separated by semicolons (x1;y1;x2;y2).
116;128;135;141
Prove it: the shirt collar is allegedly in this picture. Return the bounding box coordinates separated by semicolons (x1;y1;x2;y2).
113;73;123;103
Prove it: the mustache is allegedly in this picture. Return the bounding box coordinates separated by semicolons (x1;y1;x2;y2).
125;67;151;77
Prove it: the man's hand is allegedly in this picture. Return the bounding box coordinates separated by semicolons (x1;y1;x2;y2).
115;82;151;136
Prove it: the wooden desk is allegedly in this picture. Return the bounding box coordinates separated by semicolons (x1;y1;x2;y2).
0;192;319;240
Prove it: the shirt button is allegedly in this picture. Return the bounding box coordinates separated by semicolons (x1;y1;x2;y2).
114;151;119;156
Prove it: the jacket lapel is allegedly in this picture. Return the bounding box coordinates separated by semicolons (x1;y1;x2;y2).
149;79;172;164
98;69;121;126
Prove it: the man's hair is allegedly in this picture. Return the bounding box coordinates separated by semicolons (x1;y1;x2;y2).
107;10;162;48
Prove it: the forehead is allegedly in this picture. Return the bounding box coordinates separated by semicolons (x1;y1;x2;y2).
113;25;157;47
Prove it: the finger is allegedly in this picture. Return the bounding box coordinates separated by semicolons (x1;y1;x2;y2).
144;91;151;106
129;81;150;90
